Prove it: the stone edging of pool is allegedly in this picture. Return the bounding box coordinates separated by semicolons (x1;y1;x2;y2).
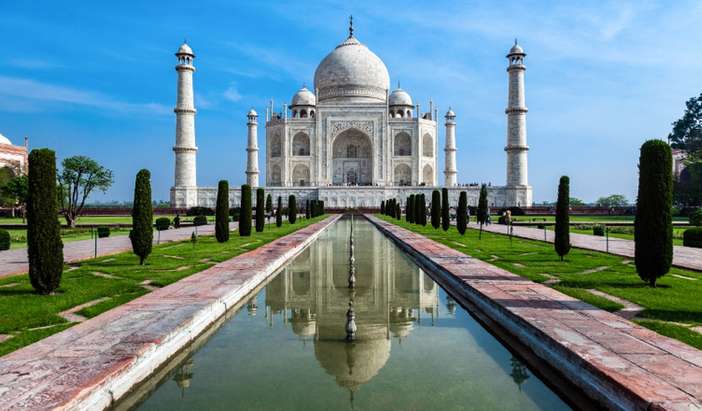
366;214;702;411
0;215;341;411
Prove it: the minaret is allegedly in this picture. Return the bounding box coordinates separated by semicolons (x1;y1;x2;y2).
246;109;259;187
173;42;197;189
444;108;457;186
505;40;529;191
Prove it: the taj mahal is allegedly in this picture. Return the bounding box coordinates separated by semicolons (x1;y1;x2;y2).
170;21;532;209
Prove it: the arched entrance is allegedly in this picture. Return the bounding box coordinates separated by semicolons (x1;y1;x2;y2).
331;128;372;185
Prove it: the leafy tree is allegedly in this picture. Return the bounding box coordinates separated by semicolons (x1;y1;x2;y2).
407;195;414;223
380;200;385;215
595;194;629;208
674;161;702;207
441;188;450;231
26;149;63;294
255;188;265;232
431;190;440;228
215;180;230;242
1;174;28;221
276;196;282;227
239;184;252;236
569;197;585;206
555;176;571;261
288;195;297;224
457;191;467;235
477;184;488;239
130;169;153;265
635;140;673;287
0;167;17;206
669;93;702;155
58;156;113;227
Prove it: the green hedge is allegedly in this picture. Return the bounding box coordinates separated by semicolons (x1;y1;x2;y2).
690;209;702;226
155;217;171;231
683;227;702;248
593;225;605;236
97;226;111;238
193;215;208;226
0;229;10;250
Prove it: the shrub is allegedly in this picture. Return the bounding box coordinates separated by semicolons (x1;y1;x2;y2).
635;140;673;287
555;176;571;261
441;188;450;231
431;190;440;228
690;209;702;226
256;188;265;232
593;225;605;236
186;206;214;216
228;207;241;221
155;217;171;231
97;226;111;238
276;196;282;227
457;191;467;235
683;227;702;248
193;215;208;226
0;229;10;250
288;195;297;224
239;184;252;236
130;169;153;265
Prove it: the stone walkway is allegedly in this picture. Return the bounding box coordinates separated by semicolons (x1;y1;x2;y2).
0;215;339;411
369;215;702;410
0;223;235;280
470;222;702;271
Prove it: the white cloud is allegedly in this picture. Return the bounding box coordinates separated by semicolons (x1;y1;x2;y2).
223;84;242;102
8;58;63;70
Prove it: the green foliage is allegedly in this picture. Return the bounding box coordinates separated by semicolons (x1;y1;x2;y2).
173;215;181;228
380;200;385;215
58;155;113;227
457;191;467;235
193;215;208;226
288;195;297;224
239;184;252;236
395;202;401;220
668;92;702;155
569;197;585;206
215;181;230;242
266;194;273;216
27;149;64;293
635;140;673;287
187;206;214;216
477;184;488;238
418;194;427;226
406;195;414;223
1;174;28;209
431;190;440;228
0;229;10;250
555;176;571;260
689;209;702;226
683;227;702;248
130;169;153;265
305;199;311;219
593;225;605;236
595;194;629;208
155;217;171;231
97;226;111;238
256;188;265;232
675;161;702;207
276;197;282;227
441;188;450;231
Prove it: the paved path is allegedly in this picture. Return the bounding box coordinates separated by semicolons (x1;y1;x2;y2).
0;215;340;410
369;215;702;410
470;222;702;271
0;223;235;280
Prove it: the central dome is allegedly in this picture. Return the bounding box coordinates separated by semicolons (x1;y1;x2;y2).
313;35;390;103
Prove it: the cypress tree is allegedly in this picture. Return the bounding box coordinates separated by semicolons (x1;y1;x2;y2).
305;199;311;219
320;200;324;215
380;200;385;215
554;176;571;260
457;191;467;235
130;169;153;265
431;190;441;228
215;180;230;242
407;195;414;223
255;188;265;232
477;184;488;239
390;199;396;218
421;194;428;226
239;184;252;236
414;194;421;224
635;140;673;287
441;188;450;231
265;193;273;222
276;196;283;227
288;195;297;224
27;149;63;294
395;202;401;220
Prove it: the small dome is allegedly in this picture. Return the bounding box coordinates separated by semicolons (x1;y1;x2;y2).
389;88;412;107
445;107;455;117
0;133;12;145
248;108;258;117
291;86;316;106
176;42;194;56
507;40;525;56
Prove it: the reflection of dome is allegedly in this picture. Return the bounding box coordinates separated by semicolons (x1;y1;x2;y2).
314;35;390;103
0;133;12;145
389;308;414;338
291;86;316;107
389;88;412;107
291;309;316;338
314;338;390;391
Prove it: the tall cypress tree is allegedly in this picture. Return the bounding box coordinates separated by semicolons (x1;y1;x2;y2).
255;188;265;232
130;169;153;265
288;195;297;224
215;180;230;242
441;188;450;231
276;196;283;227
554;176;571;260
477;184;488;239
431;190;441;228
457;191;467;235
27;149;63;294
406;195;413;223
305;199;311;219
239;184;252;236
414;194;421;224
380;200;385;215
265;193;273;222
635;140;673;287
395;202;401;220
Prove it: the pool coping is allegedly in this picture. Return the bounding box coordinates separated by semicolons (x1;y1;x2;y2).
366;215;702;411
0;215;341;411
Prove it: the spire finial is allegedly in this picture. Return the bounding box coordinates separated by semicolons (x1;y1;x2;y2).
349;15;354;38
184;38;187;44
514;38;518;46
397;80;401;89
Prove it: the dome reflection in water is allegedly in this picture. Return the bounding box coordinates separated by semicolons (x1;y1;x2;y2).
127;217;570;411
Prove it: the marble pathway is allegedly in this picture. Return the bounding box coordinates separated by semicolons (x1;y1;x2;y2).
469;222;702;271
0;215;339;411
369;215;702;410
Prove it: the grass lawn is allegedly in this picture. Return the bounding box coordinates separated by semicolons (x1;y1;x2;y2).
4;227;131;249
538;225;688;246
0;215;216;225
377;215;702;350
511;215;689;223
0;216;326;356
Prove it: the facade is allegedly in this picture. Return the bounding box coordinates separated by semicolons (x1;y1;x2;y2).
171;27;532;209
0;133;28;178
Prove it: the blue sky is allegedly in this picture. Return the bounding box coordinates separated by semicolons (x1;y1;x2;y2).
1;0;700;203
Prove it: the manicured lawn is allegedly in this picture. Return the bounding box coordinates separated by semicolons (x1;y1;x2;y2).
547;226;687;246
378;215;702;350
511;215;689;223
0;216;326;356
4;227;131;249
0;215;216;225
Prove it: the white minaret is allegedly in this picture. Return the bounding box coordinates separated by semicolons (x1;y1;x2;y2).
444;107;457;186
173;42;197;189
246;109;259;187
505;40;529;190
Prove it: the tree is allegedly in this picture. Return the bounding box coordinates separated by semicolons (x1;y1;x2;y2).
26;149;63;294
265;193;273;222
215;180;230;242
276;196;282;227
407;195;414;223
255;188;265;232
555;176;571;261
380;200;385;215
58;156;113;227
441;188;450;231
457;191;467;235
669;93;702;156
130;169;153;265
431;190;441;228
595;194;629;208
674;161;702;207
569;197;585;206
395;202;401;220
1;175;28;221
418;194;427;226
477;184;488;239
288;195;297;224
239;184;252;236
635;140;673;287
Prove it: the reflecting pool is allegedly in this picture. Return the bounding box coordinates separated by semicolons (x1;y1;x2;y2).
124;217;571;410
